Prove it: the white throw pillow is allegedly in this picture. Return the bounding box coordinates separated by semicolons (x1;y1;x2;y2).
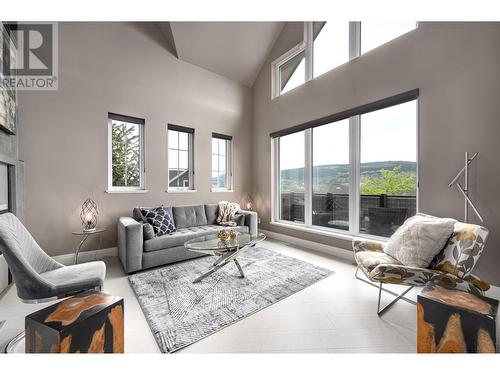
383;215;456;268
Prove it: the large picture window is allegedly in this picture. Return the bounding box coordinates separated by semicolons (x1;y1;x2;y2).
278;131;305;223
272;22;416;98
273;91;418;238
108;113;145;191
359;100;417;236
312;119;350;230
168;124;194;191
211;133;232;190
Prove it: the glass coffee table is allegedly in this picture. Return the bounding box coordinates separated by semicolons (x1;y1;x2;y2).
184;232;266;283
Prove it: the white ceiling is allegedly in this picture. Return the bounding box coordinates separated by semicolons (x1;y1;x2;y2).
168;22;285;87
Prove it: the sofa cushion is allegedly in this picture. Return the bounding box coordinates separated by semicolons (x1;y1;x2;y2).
143;225;249;252
173;205;208;229
355;251;401;272
235;213;245;226
133;206;173;222
140;207;176;236
40;261;106;295
205;204;219;225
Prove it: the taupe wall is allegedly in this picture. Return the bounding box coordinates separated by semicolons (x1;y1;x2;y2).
251;22;500;284
18;22;253;256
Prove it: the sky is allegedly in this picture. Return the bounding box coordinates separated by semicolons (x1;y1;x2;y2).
361;21;417;54
314;22;350;78
279;21;418;170
282;20;416;94
279;100;417;170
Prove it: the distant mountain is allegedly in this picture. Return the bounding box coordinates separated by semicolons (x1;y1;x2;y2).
280;161;416;194
360;160;416;177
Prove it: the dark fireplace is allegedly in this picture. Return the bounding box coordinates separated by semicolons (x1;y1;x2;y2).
0;161;14;292
0;162;11;214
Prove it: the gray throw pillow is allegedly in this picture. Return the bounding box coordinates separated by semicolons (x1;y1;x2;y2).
143;223;155;240
384;215;456;268
235;213;245;226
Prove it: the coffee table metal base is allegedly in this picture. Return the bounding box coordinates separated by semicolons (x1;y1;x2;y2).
193;246;245;283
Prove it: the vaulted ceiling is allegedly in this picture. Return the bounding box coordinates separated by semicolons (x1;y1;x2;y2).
163;22;285;87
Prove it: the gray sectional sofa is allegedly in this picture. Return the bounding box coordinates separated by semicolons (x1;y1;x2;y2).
118;203;258;273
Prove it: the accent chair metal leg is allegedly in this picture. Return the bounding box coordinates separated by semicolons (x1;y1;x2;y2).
377;282;414;316
354;266;416;315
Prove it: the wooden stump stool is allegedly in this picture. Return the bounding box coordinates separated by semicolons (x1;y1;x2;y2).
417;282;498;353
25;291;124;353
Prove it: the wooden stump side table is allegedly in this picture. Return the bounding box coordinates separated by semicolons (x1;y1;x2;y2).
417;282;498;353
25;291;124;353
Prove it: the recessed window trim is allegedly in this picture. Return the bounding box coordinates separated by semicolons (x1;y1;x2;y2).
211;132;233;192
107;112;146;192
271;90;419;238
167;124;195;191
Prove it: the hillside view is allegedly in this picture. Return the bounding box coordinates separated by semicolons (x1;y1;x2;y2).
281;161;417;196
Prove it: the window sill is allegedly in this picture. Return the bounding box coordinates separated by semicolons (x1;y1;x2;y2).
270;220;388;244
211;189;234;193
166;189;197;194
105;189;149;194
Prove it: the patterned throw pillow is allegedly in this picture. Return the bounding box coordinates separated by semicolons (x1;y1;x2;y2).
140;206;176;237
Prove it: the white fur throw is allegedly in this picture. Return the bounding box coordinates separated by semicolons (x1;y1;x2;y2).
383;215;456;268
217;201;241;226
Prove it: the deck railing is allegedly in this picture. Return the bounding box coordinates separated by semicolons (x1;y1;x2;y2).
279;191;416;236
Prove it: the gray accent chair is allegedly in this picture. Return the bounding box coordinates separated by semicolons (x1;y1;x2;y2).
0;212;106;352
118;203;258;274
0;213;106;302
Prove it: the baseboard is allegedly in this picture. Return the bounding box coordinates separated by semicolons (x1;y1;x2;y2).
260;229;354;262
53;247;118;266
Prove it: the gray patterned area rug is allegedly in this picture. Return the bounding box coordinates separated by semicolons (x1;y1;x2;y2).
128;246;333;353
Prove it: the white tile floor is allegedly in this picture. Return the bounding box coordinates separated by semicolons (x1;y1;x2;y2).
1;238;498;353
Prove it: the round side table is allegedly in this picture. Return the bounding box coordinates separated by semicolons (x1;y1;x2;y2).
71;228;106;264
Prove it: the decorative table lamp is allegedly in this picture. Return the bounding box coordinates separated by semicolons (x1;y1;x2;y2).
80;198;98;232
242;194;254;211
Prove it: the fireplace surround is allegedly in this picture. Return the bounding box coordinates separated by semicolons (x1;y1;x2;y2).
0;155;23;295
